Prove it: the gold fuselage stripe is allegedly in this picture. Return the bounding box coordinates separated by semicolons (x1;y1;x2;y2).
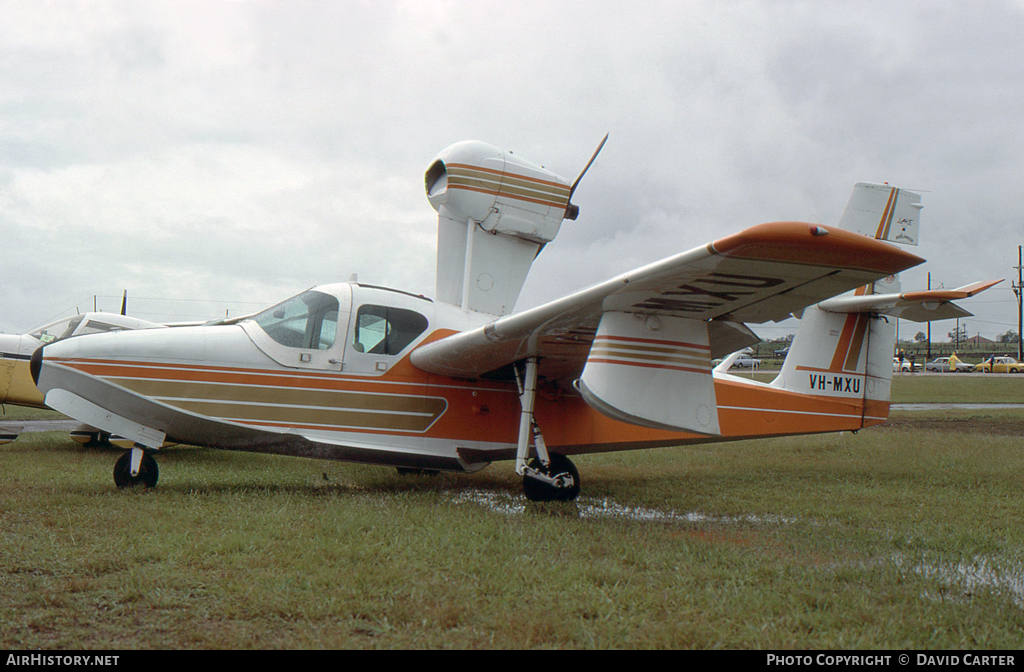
105;376;448;434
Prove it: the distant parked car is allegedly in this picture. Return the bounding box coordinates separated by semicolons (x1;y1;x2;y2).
774;346;790;358
924;357;975;373
892;357;922;372
975;356;1022;373
732;355;762;369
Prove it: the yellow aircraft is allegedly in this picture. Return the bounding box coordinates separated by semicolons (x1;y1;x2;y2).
29;140;998;499
0;311;162;445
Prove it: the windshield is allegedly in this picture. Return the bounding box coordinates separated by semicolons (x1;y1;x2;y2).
253;290;340;350
30;316;85;344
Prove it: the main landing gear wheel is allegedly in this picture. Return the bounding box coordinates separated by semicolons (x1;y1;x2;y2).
522;453;581;502
113;450;159;489
396;467;440;476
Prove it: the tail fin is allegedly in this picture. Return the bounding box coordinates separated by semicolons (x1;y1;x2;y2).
839;182;922;246
839;183;923;294
772;305;894;413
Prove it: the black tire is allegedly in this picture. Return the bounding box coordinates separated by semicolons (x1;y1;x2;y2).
396;467;440;476
113;451;159;489
522;453;581;502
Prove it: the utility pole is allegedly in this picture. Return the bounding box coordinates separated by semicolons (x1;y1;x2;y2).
1014;246;1023;362
926;272;931;361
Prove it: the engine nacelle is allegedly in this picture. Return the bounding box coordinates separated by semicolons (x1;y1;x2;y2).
425;141;573;315
426;140;571;244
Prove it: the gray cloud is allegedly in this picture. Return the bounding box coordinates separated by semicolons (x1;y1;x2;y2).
1;0;1022;342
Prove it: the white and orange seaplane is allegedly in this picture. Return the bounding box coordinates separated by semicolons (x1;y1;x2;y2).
30;139;998;499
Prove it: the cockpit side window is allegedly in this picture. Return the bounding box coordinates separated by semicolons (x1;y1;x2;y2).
352;305;428;355
254;291;340;350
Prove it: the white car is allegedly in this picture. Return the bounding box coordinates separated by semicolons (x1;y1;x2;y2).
732;355;762;369
892;357;921;372
924;357;974;373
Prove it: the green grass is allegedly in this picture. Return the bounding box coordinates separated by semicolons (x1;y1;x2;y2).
0;405;65;421
891;375;1024;404
3;423;1024;649
734;372;1024;403
2;375;1022;648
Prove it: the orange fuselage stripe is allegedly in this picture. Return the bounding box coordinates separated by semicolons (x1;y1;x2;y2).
49;355;884;449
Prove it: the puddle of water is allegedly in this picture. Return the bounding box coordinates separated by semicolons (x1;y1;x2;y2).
448;491;1024;609
448;488;797;525
895;554;1024;607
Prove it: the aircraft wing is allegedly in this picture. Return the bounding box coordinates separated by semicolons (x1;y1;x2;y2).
411;221;925;385
817;280;1002;322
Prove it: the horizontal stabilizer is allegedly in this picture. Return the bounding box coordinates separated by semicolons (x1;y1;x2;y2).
818;280;1001;323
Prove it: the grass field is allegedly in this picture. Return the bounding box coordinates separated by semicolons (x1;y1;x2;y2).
2;377;1023;649
724;371;1024;404
0;405;65;421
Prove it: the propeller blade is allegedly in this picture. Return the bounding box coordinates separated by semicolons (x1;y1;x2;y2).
120;290;127;316
565;133;608;220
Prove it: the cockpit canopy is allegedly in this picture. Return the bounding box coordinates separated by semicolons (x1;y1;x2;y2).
29;314;160;345
243;283;432;373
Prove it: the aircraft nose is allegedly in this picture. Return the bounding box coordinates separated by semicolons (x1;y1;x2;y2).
30;346;43;386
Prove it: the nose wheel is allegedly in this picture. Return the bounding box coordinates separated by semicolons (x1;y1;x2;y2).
113;447;159;489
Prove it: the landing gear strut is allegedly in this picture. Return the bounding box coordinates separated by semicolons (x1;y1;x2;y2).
516;356;580;502
113;447;159;489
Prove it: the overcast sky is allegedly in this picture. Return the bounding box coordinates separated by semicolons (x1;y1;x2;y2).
2;0;1023;343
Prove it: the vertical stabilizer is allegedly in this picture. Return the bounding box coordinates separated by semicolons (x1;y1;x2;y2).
772;305;895;426
839;182;922;246
839;182;923;295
